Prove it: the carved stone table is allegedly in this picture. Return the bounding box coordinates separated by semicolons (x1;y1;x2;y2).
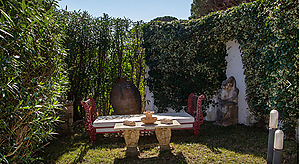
114;120;181;155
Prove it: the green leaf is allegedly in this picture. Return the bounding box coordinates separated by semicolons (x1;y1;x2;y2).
0;9;13;26
22;0;26;12
0;29;12;38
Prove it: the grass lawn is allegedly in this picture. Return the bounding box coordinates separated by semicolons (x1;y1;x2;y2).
40;121;298;164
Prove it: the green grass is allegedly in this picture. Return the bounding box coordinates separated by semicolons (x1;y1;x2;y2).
39;121;298;164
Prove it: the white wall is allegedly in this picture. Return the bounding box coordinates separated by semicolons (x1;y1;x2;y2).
146;40;255;125
225;40;254;125
145;66;157;112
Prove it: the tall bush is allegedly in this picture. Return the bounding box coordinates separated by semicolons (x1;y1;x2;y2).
143;20;227;112
144;0;298;137
0;0;67;163
59;10;146;119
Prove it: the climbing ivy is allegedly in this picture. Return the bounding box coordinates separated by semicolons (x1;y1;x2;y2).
143;20;227;112
143;0;298;137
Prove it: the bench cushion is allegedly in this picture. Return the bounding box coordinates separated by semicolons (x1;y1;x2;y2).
93;112;195;133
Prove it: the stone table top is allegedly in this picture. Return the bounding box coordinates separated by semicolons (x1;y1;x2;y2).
114;120;181;131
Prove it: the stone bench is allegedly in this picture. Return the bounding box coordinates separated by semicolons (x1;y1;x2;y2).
80;93;205;143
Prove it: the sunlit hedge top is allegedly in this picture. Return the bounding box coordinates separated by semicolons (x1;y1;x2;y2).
143;0;298;137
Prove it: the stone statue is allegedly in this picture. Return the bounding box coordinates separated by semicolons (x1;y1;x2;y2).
215;76;239;126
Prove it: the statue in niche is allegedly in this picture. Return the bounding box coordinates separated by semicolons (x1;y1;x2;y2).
215;76;239;126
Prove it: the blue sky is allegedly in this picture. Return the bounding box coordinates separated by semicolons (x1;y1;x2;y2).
57;0;193;22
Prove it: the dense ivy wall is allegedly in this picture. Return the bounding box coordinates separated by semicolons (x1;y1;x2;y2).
143;21;228;112
144;0;298;136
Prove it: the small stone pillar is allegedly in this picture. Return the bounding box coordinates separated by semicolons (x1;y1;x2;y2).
123;129;140;156
59;100;74;134
296;120;299;143
155;127;172;150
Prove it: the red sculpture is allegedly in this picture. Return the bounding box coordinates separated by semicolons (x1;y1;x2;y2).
188;93;205;136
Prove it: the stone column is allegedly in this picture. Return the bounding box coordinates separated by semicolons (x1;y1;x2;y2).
59;101;74;134
65;101;74;130
123;129;140;156
155;127;171;150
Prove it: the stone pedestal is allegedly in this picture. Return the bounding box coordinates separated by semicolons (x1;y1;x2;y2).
59;101;74;134
114;120;181;155
155;127;171;150
123;129;140;156
221;105;238;126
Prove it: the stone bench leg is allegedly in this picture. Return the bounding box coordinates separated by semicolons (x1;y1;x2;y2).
123;129;140;156
155;127;171;150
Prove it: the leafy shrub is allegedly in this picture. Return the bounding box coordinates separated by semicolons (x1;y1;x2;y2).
152;16;178;22
144;0;298;137
0;0;67;162
58;10;146;119
143;20;227;112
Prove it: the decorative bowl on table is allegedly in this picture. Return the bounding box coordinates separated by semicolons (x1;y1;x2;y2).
161;118;173;124
141;111;157;124
123;120;136;126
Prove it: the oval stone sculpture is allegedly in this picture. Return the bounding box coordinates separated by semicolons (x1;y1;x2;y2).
110;77;141;115
215;76;239;126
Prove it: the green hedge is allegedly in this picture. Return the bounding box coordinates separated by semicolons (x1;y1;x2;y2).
58;10;146;119
143;0;298;137
143;20;228;112
0;0;67;162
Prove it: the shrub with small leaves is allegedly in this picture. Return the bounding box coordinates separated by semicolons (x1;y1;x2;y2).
143;20;227;112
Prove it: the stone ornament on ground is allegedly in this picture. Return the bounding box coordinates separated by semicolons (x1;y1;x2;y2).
110;77;142;115
215;76;239;126
59;101;74;135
